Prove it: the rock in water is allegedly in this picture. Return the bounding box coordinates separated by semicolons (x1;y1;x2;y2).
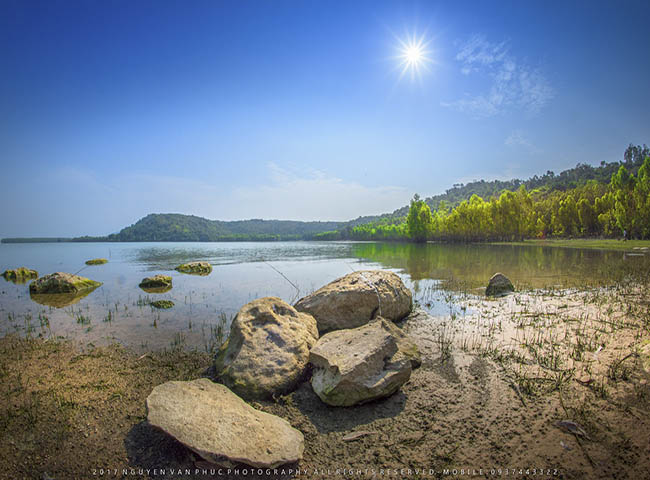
309;318;413;406
146;379;304;468
485;272;514;297
2;267;38;283
214;297;318;399
29;272;102;294
294;270;412;333
85;258;108;265
175;261;212;275
139;275;172;289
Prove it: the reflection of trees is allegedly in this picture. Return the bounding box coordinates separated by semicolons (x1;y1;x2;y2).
350;242;637;288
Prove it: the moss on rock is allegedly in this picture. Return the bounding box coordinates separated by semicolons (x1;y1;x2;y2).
139;275;172;290
151;300;174;309
85;258;108;265
2;267;38;284
175;261;212;276
29;272;102;295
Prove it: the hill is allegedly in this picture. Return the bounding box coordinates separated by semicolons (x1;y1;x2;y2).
106;213;343;242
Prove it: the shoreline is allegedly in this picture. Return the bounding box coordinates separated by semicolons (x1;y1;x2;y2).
1;284;649;479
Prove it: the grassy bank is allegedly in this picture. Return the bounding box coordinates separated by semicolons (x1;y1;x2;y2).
491;238;650;251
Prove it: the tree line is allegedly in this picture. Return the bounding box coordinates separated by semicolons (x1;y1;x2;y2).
315;155;650;243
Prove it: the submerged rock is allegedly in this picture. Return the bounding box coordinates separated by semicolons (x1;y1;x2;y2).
215;297;318;399
309;318;412;407
139;275;172;290
85;258;108;265
146;378;304;468
485;273;514;297
175;261;212;275
151;300;174;309
29;272;102;295
2;267;38;284
294;270;412;333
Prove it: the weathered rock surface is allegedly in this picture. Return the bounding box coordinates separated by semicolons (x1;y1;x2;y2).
29;272;102;294
85;258;108;265
309;318;412;406
295;270;412;333
486;272;514;297
175;261;212;275
2;267;38;283
146;378;304;468
215;297;318;399
139;275;172;290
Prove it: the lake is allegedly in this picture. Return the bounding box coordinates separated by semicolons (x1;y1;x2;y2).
0;241;644;352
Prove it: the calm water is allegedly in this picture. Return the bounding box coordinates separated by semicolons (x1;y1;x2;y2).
0;241;644;351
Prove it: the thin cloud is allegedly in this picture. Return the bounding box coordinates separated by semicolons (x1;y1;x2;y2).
505;130;541;154
442;34;554;118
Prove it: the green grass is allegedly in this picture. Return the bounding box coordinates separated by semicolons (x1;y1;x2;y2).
491;238;650;252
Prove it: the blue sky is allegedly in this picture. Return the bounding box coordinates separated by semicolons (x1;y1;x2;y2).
1;0;649;237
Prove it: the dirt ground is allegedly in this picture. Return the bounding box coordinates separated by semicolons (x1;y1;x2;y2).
1;287;649;480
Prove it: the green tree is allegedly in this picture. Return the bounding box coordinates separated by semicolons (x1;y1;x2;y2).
407;194;433;243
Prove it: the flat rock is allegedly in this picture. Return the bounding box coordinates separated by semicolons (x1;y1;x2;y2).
295;270;412;333
146;378;304;468
215;297;318;399
85;258;108;265
175;261;212;275
139;275;172;290
486;272;514;297
309;318;412;406
29;272;101;294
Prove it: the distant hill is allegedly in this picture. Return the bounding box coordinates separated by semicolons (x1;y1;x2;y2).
105;213;343;242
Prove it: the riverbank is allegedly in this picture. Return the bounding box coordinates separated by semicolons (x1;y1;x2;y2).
1;281;649;479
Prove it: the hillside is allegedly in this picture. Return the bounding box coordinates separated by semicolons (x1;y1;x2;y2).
106;213;343;242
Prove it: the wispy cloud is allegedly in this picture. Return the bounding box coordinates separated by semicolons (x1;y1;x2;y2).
504;129;541;154
231;163;410;221
442;34;554;118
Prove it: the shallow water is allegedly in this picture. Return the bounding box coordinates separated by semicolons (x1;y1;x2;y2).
0;241;644;351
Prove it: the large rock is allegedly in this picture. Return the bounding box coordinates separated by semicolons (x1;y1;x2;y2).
215;297;318;399
295;270;412;333
146;379;304;468
29;272;101;294
175;261;212;275
485;272;514;297
309;318;413;406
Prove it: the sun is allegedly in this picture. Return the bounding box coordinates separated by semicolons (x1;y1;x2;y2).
395;33;433;81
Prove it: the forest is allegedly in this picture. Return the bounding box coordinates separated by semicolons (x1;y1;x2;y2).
316;145;650;242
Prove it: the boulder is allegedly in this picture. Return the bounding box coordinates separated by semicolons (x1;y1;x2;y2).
85;258;108;265
294;270;412;333
215;297;318;399
485;273;514;297
146;379;304;468
2;267;38;283
309;318;412;406
29;272;102;294
175;261;212;275
139;275;172;290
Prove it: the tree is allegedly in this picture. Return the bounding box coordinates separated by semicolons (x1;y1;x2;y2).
407;194;433;243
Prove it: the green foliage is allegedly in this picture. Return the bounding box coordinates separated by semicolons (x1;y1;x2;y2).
335;154;650;243
407;194;433;243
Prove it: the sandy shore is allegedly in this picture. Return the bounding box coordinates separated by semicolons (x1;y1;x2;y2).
1;285;649;480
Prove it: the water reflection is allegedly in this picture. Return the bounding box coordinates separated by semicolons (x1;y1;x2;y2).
350;242;646;289
30;288;98;308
